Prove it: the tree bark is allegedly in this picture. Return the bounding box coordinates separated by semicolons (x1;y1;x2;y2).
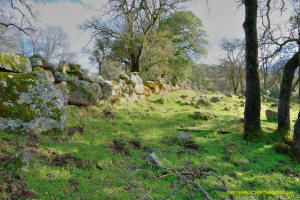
277;52;299;131
243;0;261;136
129;54;140;72
292;112;300;162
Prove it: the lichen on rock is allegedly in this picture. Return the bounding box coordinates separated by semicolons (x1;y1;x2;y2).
0;52;32;73
0;72;66;134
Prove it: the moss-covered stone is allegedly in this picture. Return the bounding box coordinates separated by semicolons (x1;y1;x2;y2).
194;112;213;120
68;79;103;106
0;73;38;122
32;67;55;83
0;52;32;73
0;72;66;133
145;81;160;94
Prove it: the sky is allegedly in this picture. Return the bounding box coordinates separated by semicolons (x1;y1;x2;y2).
37;0;245;71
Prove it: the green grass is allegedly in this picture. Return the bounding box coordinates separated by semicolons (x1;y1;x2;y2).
1;90;300;200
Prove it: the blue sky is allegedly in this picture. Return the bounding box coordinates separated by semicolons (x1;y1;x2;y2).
38;0;245;71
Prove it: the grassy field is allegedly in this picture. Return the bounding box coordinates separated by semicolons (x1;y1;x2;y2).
1;90;300;200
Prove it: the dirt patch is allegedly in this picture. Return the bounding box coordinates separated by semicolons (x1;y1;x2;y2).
68;179;80;192
111;139;130;156
51;153;86;168
0;154;39;200
222;156;230;162
142;146;153;153
183;140;200;150
281;169;300;177
128;140;141;149
103;110;114;118
67;125;85;137
24;134;40;147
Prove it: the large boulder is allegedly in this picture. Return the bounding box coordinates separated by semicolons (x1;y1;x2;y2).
53;72;79;82
134;84;145;95
144;86;152;97
29;56;43;67
31;67;55;83
129;73;143;86
74;68;105;84
0;52;32;73
68;79;103;106
265;109;277;121
102;80;121;99
0;72;66;134
45;63;58;72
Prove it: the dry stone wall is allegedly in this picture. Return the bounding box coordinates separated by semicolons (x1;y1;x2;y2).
0;53;188;134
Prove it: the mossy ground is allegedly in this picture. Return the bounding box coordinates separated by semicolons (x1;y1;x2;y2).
1;90;300;200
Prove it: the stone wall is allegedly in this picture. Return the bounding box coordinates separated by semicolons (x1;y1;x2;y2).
0;53;190;134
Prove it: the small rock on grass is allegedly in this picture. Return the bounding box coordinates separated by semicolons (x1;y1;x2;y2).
177;132;190;141
147;152;163;168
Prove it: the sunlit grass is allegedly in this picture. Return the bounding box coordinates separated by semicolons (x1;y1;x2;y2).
1;90;299;199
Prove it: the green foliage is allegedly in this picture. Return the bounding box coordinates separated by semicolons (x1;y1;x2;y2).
159;11;208;58
90;10;207;81
140;11;207;81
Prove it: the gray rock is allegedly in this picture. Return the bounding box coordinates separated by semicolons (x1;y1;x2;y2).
68;79;103;106
147;152;163;168
45;63;58;72
75;68;105;84
53;72;79;83
265;109;277;121
53;71;69;82
55;81;70;105
177;132;190;141
15;149;36;172
32;67;55;83
0;72;66;134
125;92;138;102
0;52;32;73
129;73;143;85
225;92;233;97
102;81;121;99
134;84;145;95
210;97;221;103
29;57;43;67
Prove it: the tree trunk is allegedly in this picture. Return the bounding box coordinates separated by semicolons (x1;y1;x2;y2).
129;54;140;72
292;112;300;162
243;0;261;136
277;52;299;131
